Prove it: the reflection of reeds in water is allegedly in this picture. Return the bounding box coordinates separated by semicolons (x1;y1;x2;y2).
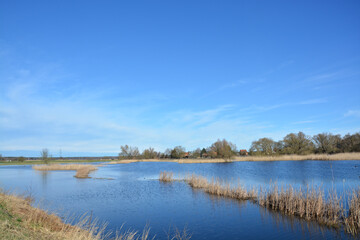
258;184;343;227
258;202;341;238
159;171;174;182
344;189;360;235
33;164;98;178
159;171;360;236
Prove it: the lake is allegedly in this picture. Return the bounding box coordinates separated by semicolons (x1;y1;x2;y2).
0;160;359;239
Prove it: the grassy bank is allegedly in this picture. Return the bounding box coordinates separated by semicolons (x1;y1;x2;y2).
159;172;360;236
32;164;98;178
0;189;106;240
0;189;192;240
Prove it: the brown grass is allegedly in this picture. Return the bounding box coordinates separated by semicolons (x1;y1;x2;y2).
185;174;256;200
235;152;360;161
160;172;359;236
0;189;107;240
159;171;174;182
344;189;360;235
33;164;98;178
258;183;343;227
0;189;192;239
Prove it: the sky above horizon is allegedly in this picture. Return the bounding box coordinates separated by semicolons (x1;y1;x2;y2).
1;1;360;157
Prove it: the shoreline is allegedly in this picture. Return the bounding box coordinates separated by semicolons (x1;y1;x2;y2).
1;152;360;166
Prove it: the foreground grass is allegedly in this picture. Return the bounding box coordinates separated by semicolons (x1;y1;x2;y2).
159;172;360;236
32;164;98;178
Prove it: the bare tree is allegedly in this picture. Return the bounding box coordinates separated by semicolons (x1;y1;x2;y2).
119;145;140;159
142;147;157;159
41;148;49;164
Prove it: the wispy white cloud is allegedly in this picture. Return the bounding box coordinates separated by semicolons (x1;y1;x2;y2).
344;110;360;118
292;120;316;125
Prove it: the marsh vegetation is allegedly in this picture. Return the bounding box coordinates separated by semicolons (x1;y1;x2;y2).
159;172;360;236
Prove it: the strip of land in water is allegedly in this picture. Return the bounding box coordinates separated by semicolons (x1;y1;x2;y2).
32;164;98;178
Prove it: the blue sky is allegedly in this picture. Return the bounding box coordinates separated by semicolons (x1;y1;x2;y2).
1;1;359;157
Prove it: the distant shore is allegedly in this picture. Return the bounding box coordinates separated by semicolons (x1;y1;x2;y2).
1;152;360;166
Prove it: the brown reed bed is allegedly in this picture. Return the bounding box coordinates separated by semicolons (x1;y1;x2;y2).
257;183;343;227
185;174;256;200
33;164;98;178
160;171;359;236
344;189;360;235
159;171;174;182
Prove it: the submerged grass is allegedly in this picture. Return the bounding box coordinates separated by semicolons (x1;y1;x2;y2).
33;164;98;178
159;171;360;236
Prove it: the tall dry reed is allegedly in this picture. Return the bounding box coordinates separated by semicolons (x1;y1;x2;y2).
258;183;343;227
159;171;174;182
186;174;256;200
344;189;360;235
160;172;359;236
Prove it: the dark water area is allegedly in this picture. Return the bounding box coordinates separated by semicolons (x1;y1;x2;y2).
0;160;359;239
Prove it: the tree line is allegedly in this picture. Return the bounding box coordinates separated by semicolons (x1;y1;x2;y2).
119;139;238;160
119;132;360;160
249;132;360;156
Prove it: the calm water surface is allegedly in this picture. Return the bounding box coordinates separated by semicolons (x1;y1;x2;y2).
0;160;359;239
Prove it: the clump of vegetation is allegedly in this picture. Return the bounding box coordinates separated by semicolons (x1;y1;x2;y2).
258;183;343;227
186;174;256;200
33;164;98;178
163;172;359;236
159;171;174;182
344;189;360;235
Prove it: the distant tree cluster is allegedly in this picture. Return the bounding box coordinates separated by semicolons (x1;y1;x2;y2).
249;132;360;156
119;139;238;160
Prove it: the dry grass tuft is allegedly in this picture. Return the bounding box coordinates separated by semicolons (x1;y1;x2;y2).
159;171;174;182
185;174;256;200
258;183;343;227
33;164;98;178
0;189;164;239
344;189;360;235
